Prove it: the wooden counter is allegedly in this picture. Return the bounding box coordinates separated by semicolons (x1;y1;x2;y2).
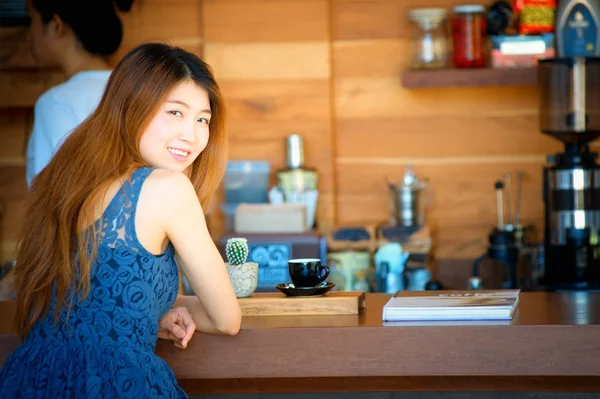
1;292;600;394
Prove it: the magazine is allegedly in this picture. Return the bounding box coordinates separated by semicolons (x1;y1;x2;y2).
382;289;520;321
383;319;512;327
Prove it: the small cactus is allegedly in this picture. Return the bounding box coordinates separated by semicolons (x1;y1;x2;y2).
225;237;249;267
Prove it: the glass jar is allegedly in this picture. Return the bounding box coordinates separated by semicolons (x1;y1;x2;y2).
408;8;449;69
451;4;487;68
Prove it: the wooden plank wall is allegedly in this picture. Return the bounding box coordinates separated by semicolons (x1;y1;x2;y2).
0;109;30;262
201;0;335;239
331;0;562;259
0;0;565;282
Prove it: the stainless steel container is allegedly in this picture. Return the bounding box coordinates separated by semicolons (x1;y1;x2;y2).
388;164;428;227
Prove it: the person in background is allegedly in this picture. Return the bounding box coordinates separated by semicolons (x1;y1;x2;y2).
0;0;131;301
0;42;242;398
26;0;131;186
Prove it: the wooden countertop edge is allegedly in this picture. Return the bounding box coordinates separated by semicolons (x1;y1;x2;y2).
4;324;600;381
3;330;599;393
3;292;600;393
178;376;600;394
155;324;600;380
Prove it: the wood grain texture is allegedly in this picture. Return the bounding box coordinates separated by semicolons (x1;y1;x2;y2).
178;376;600;394
135;2;203;43
0;108;30;163
335;162;545;258
2;293;600;392
140;0;201;3
330;1;550;260
0;0;567;278
142;292;600;392
221;80;331;122
331;0;494;40
215;78;335;233
333;39;407;77
402;67;539;88
336;116;561;157
205;43;330;80
203;0;329;43
158;293;600;384
107;2;204;65
1;241;18;263
0;69;65;108
0;27;36;69
0;167;28;202
0;166;27;261
238;291;365;316
334;78;539;119
332;0;407;40
204;0;335;235
160;327;600;379
0;199;26;242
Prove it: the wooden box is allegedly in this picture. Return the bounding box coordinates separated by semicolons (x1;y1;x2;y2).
238;291;366;316
235;203;307;234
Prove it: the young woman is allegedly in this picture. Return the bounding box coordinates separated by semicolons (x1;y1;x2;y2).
26;0;131;186
0;42;241;398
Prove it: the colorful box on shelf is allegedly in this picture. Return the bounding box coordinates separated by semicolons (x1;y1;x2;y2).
490;34;556;68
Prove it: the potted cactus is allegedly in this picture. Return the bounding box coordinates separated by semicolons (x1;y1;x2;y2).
225;237;258;298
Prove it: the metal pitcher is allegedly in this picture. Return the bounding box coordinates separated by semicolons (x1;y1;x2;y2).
388;164;428;227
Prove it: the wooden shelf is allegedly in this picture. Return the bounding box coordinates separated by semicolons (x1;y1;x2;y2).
401;67;538;88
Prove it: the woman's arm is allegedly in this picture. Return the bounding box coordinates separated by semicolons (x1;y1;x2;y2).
158;306;197;348
151;170;241;335
172;295;237;335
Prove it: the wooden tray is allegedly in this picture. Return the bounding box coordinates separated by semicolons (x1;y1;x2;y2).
238;291;366;316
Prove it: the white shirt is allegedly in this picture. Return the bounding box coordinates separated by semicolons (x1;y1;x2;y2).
26;70;112;187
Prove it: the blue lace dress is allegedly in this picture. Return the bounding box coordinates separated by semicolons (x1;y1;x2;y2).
0;168;187;398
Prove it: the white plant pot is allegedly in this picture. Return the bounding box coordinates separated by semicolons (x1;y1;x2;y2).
226;262;258;298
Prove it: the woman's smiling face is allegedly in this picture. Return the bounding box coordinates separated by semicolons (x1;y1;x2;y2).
139;80;211;173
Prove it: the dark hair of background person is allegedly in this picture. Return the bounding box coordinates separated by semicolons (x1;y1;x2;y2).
31;0;134;55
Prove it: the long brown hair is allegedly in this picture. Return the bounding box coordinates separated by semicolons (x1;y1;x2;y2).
15;42;227;338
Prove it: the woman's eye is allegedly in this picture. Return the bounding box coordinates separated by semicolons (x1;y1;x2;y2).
169;110;183;117
197;118;210;125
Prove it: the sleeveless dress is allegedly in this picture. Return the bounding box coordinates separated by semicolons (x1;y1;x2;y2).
0;168;187;398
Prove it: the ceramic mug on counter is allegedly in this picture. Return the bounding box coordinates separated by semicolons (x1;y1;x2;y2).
288;258;329;287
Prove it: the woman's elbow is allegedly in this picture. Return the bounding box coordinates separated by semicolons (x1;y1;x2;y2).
216;308;242;336
218;322;240;336
217;318;241;335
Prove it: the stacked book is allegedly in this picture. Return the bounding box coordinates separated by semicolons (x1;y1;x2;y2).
382;289;520;322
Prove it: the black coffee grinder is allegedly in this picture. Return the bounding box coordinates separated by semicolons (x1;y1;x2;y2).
538;57;600;290
470;179;521;290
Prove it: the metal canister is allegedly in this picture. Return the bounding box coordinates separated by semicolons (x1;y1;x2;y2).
388;164;427;227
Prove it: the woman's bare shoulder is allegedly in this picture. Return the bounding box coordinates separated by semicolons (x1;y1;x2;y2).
142;168;200;208
145;168;191;185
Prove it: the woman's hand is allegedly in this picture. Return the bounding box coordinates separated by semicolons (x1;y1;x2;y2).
158;306;196;349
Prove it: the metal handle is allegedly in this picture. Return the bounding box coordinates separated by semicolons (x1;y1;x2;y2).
514;171;524;226
495;181;504;230
504;173;512;228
